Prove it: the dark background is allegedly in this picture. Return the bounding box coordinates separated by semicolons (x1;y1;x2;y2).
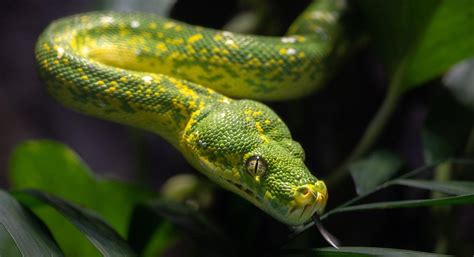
0;0;472;256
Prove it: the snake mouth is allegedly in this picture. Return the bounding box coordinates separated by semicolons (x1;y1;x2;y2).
221;177;327;225
287;201;319;224
288;204;316;221
224;178;262;201
286;184;327;224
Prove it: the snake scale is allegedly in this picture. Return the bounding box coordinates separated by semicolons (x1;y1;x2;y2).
35;0;346;225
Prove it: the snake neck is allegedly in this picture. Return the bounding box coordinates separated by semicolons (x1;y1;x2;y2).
35;16;228;145
288;0;346;35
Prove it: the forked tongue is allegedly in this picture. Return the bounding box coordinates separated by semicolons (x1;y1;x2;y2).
313;215;340;248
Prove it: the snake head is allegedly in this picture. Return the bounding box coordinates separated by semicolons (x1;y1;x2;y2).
181;99;327;225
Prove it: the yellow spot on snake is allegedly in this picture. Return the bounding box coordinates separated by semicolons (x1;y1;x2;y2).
81;75;88;80
163;21;176;29
255;122;269;143
96;80;105;86
296;36;306;42
156;42;168;52
221;49;230;55
279;48;297;55
120;77;127;83
188;34;203;43
213;34;223;41
167;38;184;45
248;57;262;67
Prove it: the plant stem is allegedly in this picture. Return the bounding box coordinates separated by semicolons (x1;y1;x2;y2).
327;66;404;186
431;162;451;254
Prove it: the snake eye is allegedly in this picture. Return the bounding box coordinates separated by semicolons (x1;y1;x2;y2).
245;156;267;177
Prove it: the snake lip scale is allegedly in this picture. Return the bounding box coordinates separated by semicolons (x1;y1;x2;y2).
35;0;345;225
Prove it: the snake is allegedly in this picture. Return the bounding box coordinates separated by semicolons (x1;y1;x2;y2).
35;0;347;226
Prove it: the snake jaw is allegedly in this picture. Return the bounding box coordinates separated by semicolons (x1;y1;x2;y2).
282;181;328;224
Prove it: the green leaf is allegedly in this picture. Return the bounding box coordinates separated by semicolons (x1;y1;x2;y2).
421;88;473;163
0;224;22;257
349;150;403;195
147;199;227;245
140;223;176;257
145;199;232;256
0;190;63;257
403;1;474;88
127;204;178;257
357;0;474;91
129;199;230;256
8;140;153;257
283;247;450;257
327;194;474;215
16;190;136;257
393;179;474;195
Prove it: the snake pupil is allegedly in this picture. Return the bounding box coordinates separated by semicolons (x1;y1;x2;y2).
254;157;259;175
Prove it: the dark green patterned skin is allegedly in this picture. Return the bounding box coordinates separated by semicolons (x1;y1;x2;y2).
35;0;345;225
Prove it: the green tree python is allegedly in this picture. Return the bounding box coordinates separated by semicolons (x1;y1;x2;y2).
35;0;347;226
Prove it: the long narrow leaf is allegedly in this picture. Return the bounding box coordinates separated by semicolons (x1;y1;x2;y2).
393;179;474;195
16;190;136;257
0;190;63;257
327;194;474;215
283;247;450;257
0;224;22;257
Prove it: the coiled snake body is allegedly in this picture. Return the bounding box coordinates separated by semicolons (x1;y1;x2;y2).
35;0;346;225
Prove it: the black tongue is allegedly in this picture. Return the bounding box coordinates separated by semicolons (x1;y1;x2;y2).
313;215;340;248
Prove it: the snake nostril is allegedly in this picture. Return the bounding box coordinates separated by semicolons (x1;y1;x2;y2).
298;186;310;197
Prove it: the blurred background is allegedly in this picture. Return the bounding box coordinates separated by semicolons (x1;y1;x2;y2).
0;0;473;256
